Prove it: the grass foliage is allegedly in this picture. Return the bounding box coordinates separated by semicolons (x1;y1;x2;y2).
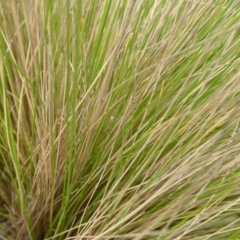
1;0;240;239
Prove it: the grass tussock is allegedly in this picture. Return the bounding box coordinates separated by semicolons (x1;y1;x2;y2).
0;0;240;239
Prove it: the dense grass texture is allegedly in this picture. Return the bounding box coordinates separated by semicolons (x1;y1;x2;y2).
1;0;240;239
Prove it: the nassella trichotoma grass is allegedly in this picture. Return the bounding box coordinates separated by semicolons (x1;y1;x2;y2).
1;0;240;239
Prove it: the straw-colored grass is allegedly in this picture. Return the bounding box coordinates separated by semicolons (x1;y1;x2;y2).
1;0;240;239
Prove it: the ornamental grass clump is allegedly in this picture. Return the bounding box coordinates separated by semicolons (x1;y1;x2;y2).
1;0;240;239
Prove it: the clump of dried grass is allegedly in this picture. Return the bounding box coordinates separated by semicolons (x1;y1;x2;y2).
0;1;240;239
